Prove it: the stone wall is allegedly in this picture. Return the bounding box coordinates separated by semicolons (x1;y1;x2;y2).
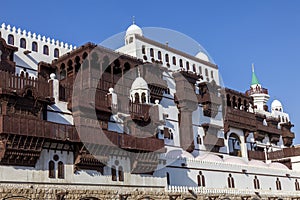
0;185;298;200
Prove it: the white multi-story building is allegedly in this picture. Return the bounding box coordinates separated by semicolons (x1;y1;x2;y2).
0;21;299;199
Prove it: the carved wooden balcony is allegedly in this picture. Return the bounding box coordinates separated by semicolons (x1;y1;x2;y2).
0;115;79;142
0;71;50;99
225;107;256;132
268;150;285;160
247;150;266;161
256;123;281;135
129;102;151;121
120;134;165;152
268;147;300;160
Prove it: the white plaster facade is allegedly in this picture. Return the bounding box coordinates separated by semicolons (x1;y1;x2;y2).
0;22;299;197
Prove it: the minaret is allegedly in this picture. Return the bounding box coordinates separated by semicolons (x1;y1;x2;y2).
247;64;270;111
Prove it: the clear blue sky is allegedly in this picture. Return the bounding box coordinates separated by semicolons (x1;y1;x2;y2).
2;0;300;144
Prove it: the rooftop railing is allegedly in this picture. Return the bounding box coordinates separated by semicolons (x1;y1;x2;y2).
0;71;50;98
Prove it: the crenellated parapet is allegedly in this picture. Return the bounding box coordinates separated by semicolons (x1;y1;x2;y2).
0;23;76;59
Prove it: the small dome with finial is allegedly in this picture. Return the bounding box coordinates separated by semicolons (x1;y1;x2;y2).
131;68;148;91
130;68;150;104
271;99;283;112
126;16;143;37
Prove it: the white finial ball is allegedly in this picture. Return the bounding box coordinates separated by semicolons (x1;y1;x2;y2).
108;88;114;93
50;73;56;79
155;100;159;104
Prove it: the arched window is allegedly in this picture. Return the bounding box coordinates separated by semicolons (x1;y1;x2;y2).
54;48;59;58
231;96;236;108
49;160;55;178
197;171;205;187
165;54;169;63
276;178;282;190
166;172;170;186
20;38;26;49
228;133;241;157
8;34;14;45
43;45;49;55
226;94;232;107
211;71;214;78
134;93;139;103
60;64;66;80
32;42;38;52
141;92;146;103
58;161;64;179
227;174;235;188
179;59;183;67
186;61;189;71
192;64;196;72
111;165;117;181
118;166;124;181
172;56;176;65
142;45;146;54
254;176;260;189
196;135;202;144
169;132;174;140
129;37;133;43
199;66;202;74
150;48;154;57
205;68;208;76
158;51;162;60
295;179;300;191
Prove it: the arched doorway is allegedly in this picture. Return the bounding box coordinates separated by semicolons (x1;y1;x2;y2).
228;133;242;157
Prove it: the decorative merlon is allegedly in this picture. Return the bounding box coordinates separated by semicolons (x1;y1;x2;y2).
0;23;76;50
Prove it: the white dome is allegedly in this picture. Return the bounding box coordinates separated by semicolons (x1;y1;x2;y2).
268;162;289;170
195;51;209;62
271;100;283;112
126;24;143;36
131;77;149;91
248;160;268;168
224;157;248;165
195;153;223;163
